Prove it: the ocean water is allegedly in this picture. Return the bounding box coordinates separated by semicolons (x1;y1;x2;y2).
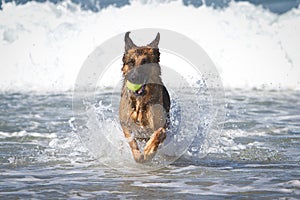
0;0;300;199
1;90;299;198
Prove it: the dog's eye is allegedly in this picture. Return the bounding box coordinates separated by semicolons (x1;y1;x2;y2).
127;59;135;66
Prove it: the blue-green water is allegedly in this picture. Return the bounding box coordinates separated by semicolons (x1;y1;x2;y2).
0;90;299;199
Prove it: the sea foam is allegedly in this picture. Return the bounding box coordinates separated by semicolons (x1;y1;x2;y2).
0;0;299;91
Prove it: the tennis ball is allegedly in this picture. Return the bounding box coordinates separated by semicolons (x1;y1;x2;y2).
126;80;142;92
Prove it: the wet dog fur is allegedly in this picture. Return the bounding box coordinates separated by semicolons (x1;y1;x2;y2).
119;32;170;163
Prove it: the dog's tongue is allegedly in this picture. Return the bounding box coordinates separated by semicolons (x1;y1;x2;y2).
136;86;144;95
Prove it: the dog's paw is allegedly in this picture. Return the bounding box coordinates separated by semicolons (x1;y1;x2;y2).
143;127;165;161
143;141;156;161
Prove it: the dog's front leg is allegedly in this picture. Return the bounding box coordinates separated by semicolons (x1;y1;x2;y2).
121;126;144;163
143;104;167;161
144;127;166;161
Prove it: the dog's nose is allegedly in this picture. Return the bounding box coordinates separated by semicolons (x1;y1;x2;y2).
127;67;147;84
131;70;138;80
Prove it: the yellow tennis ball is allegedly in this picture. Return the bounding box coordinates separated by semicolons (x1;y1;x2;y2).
126;80;142;92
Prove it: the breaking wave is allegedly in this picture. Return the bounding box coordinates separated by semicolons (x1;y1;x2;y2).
0;0;299;92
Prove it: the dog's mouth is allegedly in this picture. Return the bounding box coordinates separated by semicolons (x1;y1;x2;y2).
135;84;146;95
126;80;146;95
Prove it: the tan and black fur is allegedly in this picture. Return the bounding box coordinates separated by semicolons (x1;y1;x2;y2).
119;32;170;163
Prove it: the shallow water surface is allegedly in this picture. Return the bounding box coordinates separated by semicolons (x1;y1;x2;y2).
0;90;299;199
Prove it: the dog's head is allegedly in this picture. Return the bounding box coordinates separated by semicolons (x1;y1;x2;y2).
122;32;160;77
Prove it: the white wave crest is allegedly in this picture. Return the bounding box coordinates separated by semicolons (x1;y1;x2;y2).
0;0;299;91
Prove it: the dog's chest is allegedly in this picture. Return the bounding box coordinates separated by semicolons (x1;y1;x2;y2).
130;97;147;126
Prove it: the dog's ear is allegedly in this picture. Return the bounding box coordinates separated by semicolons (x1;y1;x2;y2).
148;32;160;48
125;32;136;51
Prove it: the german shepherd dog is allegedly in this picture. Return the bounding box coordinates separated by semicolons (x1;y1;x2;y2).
119;32;170;163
